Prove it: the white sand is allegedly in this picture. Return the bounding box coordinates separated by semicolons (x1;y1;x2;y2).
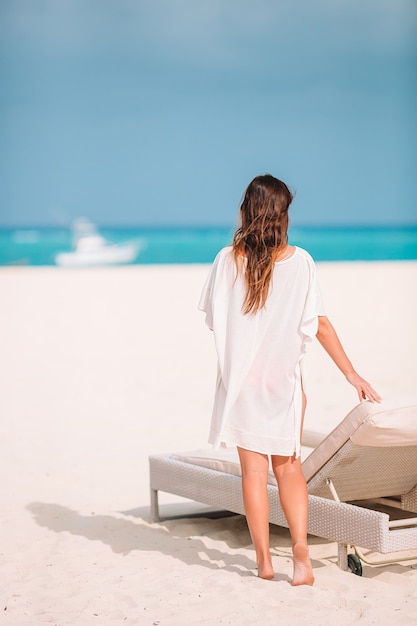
1;261;417;625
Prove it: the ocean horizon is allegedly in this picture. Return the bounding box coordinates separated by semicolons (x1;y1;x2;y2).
0;224;416;266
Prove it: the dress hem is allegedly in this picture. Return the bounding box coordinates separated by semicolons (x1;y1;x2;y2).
209;427;300;458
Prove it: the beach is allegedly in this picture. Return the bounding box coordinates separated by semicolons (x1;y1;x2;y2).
1;261;417;625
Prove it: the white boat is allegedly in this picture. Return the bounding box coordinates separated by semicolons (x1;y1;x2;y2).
55;219;141;267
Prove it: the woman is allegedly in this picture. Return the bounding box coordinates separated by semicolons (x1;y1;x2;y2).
199;174;381;585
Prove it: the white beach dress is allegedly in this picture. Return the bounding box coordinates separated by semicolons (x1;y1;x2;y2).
198;246;326;458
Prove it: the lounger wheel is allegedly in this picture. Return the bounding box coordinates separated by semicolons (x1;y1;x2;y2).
347;553;363;576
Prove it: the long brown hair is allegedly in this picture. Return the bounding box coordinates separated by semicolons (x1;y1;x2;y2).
232;174;293;315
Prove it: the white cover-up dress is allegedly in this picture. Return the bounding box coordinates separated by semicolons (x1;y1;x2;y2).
198;246;326;458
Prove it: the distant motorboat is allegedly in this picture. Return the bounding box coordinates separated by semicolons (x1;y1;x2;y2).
55;219;141;267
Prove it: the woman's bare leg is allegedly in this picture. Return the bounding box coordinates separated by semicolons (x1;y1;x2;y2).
271;392;314;586
237;447;274;579
271;455;314;585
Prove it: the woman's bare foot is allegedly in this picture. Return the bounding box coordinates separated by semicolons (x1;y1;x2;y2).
257;557;274;580
291;541;314;586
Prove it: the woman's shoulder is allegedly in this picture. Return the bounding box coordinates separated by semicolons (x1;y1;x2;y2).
208;246;235;275
213;245;234;264
219;245;233;256
292;246;316;265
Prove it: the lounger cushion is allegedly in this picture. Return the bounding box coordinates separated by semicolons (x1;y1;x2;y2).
172;449;242;479
350;405;417;447
302;396;417;483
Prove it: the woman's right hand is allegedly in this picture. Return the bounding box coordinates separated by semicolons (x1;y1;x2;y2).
345;371;382;403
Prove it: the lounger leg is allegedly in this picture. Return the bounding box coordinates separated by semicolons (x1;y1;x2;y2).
150;488;160;523
402;484;417;513
337;543;349;571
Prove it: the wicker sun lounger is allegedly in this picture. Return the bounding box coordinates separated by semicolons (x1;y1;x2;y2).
149;396;417;573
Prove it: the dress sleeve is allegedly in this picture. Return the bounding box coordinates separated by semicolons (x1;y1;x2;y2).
198;251;222;329
198;269;213;314
198;275;214;331
300;258;326;341
316;277;326;316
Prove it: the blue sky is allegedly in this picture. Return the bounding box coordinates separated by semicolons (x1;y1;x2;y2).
1;0;416;226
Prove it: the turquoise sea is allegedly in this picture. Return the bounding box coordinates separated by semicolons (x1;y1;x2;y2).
0;225;416;266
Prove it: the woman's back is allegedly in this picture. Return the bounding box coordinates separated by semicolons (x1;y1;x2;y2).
199;244;325;456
